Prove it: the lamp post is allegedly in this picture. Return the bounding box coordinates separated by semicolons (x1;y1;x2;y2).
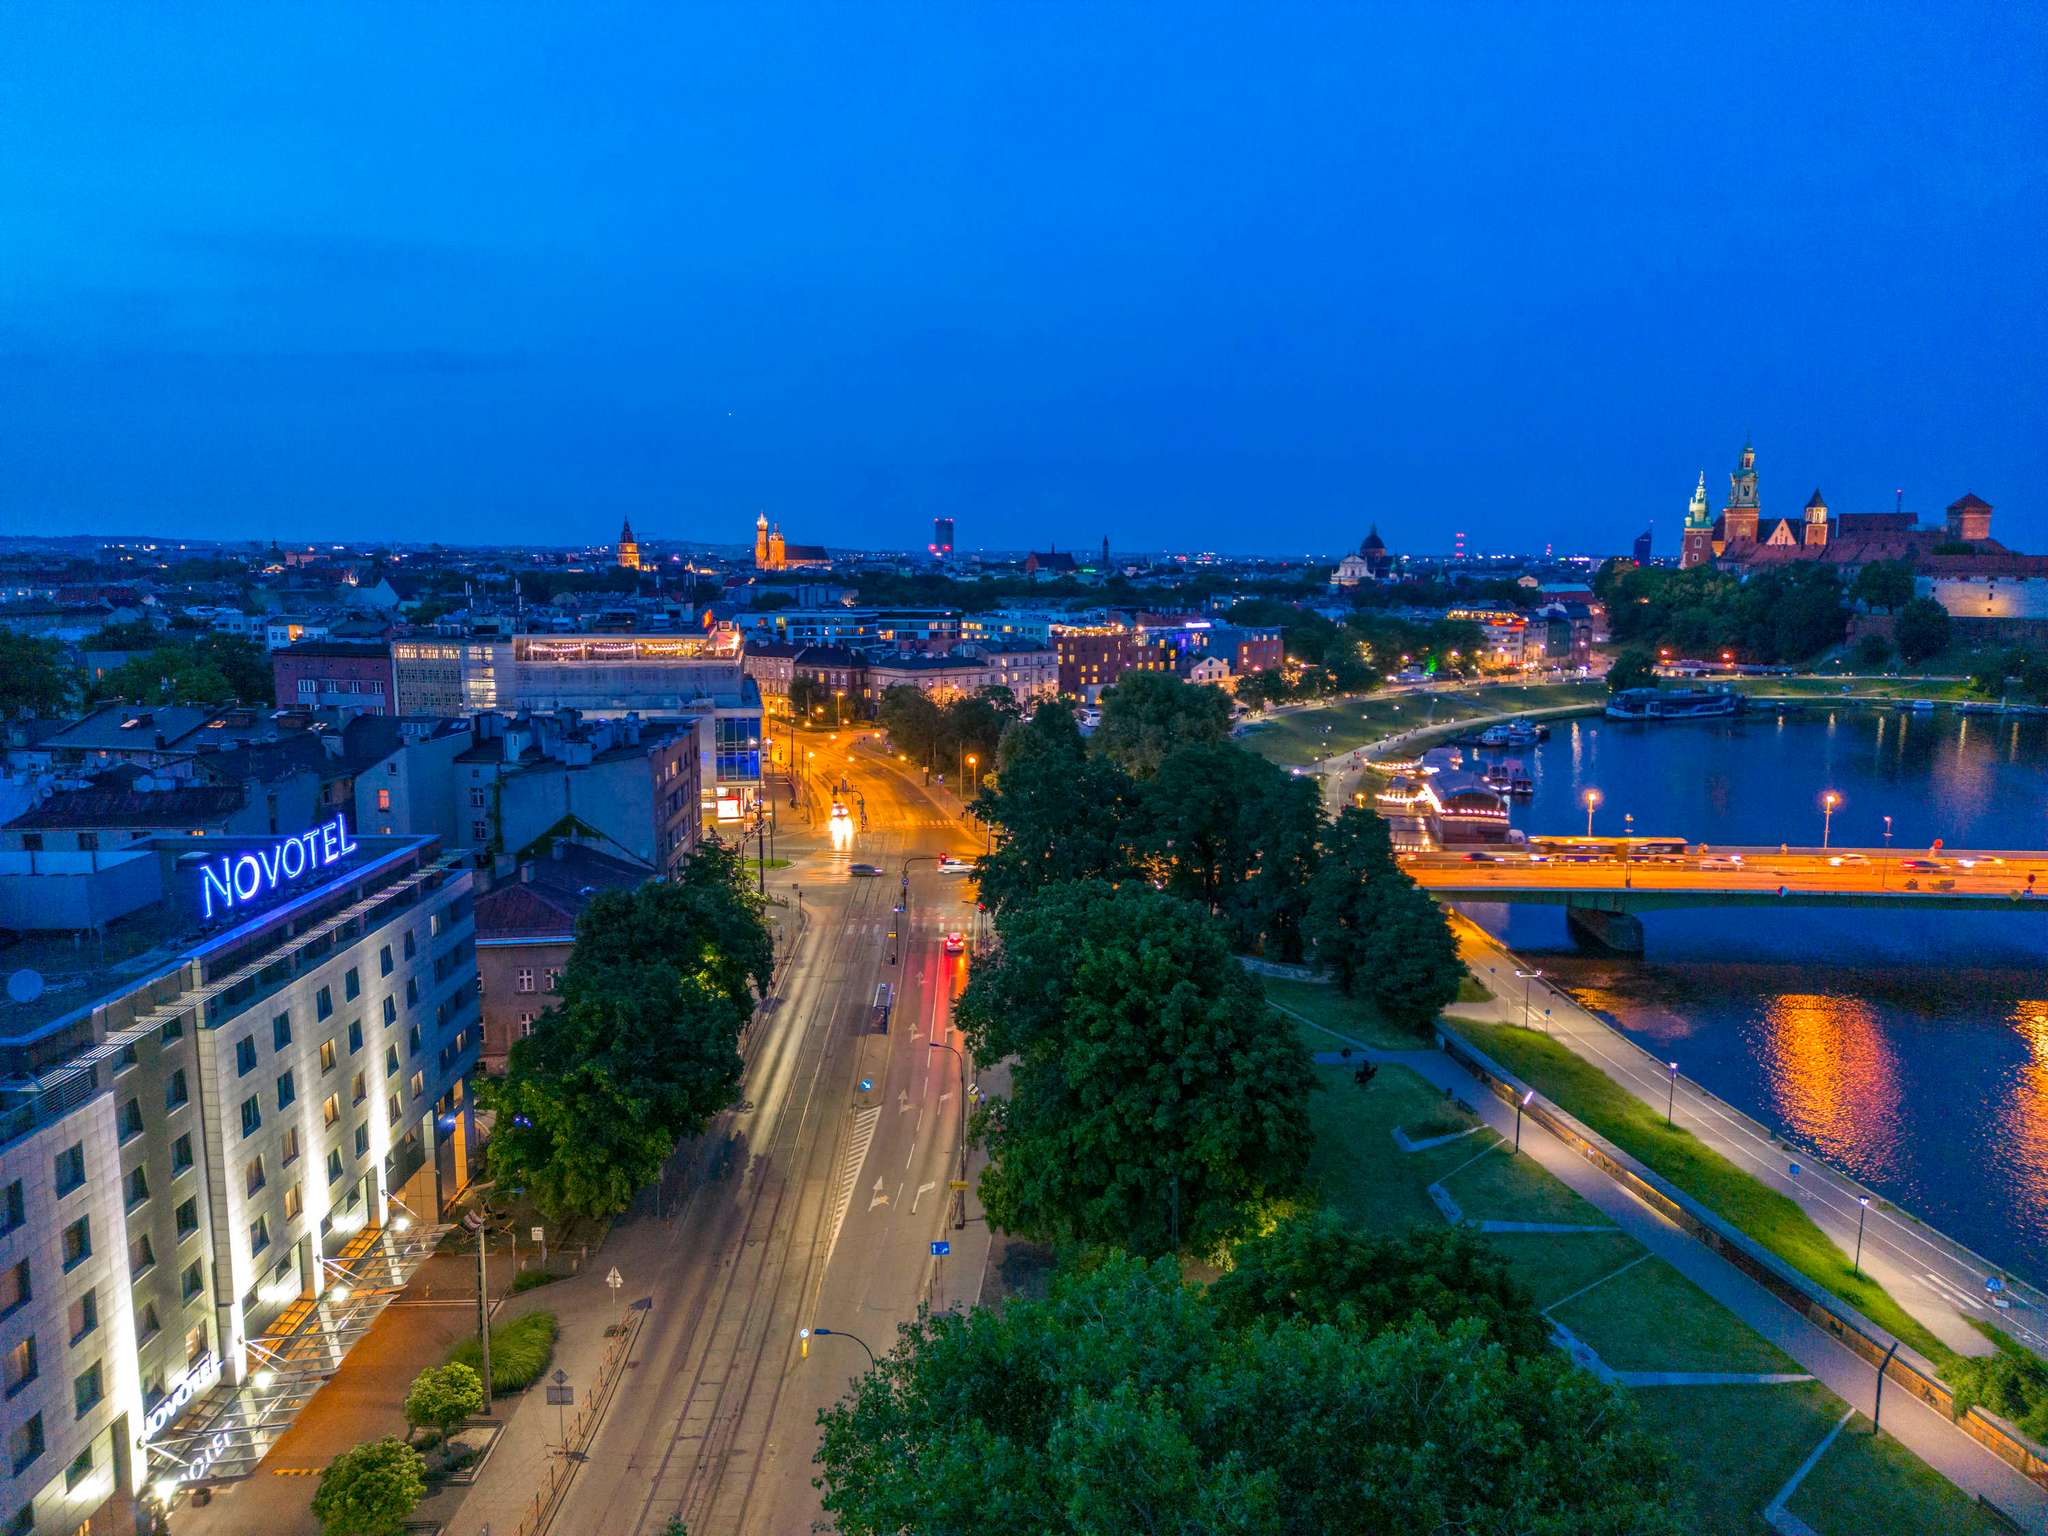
1822;790;1841;850
1513;968;1542;1030
966;753;979;799
1665;1061;1679;1128
834;688;846;727
1514;1088;1534;1152
1854;1195;1870;1277
1882;814;1892;849
929;1041;970;1229
801;1326;876;1368
1583;788;1602;839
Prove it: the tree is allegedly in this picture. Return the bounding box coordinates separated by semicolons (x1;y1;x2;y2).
1209;1211;1549;1357
975;709;1141;912
877;684;944;763
1894;597;1953;665
815;1254;1683;1536
87;632;269;706
1850;632;1892;670
1092;670;1232;777
1304;808;1463;1031
788;673;832;721
1605;646;1660;694
0;631;72;717
1853;559;1915;612
403;1362;483;1437
311;1439;426;1536
1233;667;1291;710
957;882;1315;1256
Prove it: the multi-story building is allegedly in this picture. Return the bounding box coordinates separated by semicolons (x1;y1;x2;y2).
270;641;396;717
1051;624;1139;701
471;844;652;1070
0;818;478;1533
394;631;745;716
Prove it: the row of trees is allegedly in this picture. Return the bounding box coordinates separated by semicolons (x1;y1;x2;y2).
1226;600;1486;708
483;843;773;1220
876;683;1020;778
0;623;274;715
1596;561;1852;664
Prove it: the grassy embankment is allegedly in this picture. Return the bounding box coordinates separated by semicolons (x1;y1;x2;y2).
1270;979;2005;1535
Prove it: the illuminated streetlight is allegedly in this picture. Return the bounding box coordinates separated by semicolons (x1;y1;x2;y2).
1583;788;1602;839
1854;1195;1870;1277
1515;1088;1535;1152
1513;968;1542;1030
1665;1061;1679;1127
1821;790;1841;850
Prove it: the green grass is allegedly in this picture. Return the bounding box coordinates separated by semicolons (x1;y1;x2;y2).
511;1268;558;1294
1481;1229;1643;1311
447;1310;558;1396
1725;674;1971;702
1305;1063;1456;1230
1630;1379;1846;1536
1447;1019;1954;1366
1455;972;1492;1003
1437;1143;1610;1226
1241;681;1605;767
1786;1415;2011;1536
1399;1107;1479;1142
1550;1258;1802;1375
1263;976;1428;1051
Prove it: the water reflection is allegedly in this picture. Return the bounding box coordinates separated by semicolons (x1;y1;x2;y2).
1755;991;1901;1177
1995;1001;2048;1263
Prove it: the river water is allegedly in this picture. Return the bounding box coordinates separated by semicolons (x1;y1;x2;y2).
1459;704;2048;1280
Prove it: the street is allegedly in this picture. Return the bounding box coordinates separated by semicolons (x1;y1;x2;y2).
523;731;985;1536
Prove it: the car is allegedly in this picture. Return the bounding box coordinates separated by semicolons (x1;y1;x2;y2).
1827;853;1868;867
937;856;974;875
830;801;849;820
1900;858;1942;872
1700;855;1743;870
943;930;966;954
848;862;882;877
1460;851;1497;862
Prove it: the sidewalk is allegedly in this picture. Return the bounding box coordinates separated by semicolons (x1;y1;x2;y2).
1284;1012;2048;1531
1452;915;2042;1361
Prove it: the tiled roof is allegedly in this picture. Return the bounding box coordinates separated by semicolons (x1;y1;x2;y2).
7;783;246;829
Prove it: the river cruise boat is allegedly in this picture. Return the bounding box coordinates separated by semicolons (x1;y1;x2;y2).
1604;687;1747;721
1482;759;1534;797
1476;718;1542;748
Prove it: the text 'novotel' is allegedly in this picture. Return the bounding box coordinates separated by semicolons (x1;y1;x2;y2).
199;815;360;919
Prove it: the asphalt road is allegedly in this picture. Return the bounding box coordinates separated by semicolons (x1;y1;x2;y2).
543;732;984;1536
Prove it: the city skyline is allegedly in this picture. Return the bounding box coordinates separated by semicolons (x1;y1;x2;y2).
3;4;2044;553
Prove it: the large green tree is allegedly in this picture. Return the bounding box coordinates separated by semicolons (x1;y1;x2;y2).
1894;597;1953;664
311;1439;426;1536
814;1254;1683;1536
1304;808;1463;1031
957;881;1314;1256
1853;558;1916;612
1605;646;1660;694
403;1362;484;1437
88;633;269;706
0;631;73;717
1092;670;1232;776
974;707;1141;912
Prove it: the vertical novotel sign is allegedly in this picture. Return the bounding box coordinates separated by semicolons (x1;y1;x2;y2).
199;814;360;920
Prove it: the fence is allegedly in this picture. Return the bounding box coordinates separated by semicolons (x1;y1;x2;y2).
507;1311;642;1536
1438;1025;2048;1492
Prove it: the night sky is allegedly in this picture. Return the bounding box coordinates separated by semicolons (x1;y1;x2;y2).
2;4;2043;556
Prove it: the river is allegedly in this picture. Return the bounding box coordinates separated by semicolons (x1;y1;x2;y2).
1458;703;2048;1280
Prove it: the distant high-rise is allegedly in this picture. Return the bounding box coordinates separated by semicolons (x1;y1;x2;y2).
1632;526;1653;565
617;516;641;571
929;516;955;559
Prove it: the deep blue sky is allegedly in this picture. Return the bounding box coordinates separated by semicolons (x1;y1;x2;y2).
2;4;2043;557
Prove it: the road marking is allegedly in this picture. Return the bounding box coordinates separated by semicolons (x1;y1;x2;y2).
869;1177;890;1210
1921;1271;1985;1310
912;1181;936;1212
905;1136;918;1169
898;1089;913;1113
823;1106;881;1270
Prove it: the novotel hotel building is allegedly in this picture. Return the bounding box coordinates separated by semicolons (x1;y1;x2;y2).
0;816;479;1533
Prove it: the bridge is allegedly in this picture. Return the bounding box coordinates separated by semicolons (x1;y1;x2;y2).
1404;845;2048;952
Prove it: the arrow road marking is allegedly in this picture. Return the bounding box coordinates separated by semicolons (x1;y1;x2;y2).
869;1177;890;1210
912;1181;936;1213
823;1106;881;1271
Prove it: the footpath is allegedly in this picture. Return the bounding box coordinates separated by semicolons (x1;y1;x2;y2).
1275;1001;2048;1531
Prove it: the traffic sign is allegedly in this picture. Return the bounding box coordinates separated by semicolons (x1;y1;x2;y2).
859;1077;873;1093
531;1226;544;1242
948;1179;969;1191
605;1266;623;1294
930;1240;951;1256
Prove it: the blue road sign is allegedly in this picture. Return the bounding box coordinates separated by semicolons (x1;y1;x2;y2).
1788;1162;1802;1179
859;1078;873;1093
930;1240;951;1256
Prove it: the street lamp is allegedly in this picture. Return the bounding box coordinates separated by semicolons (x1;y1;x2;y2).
1822;790;1841;850
1854;1195;1870;1277
1665;1061;1679;1128
1882;814;1892;849
1513;968;1542;1030
1515;1087;1535;1152
801;1326;876;1368
1583;788;1602;839
966;753;979;798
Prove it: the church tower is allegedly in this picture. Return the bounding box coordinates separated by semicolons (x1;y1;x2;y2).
1722;438;1760;544
1679;472;1715;569
754;512;771;569
1803;489;1830;549
768;524;786;570
616;516;641;571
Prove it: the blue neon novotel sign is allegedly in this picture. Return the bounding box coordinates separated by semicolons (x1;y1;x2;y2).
198;814;360;920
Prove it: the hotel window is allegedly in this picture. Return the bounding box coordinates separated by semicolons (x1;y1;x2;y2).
316;986;333;1021
123;1166;148;1211
326;1149;345;1185
320;1038;338;1073
249;1217;270;1257
348;1020;364;1053
245;1156;266;1197
171;1134;193;1175
322;1093;341;1128
175;1199;199;1239
235;1036;258;1076
0;1182;20;1236
0;1262;28;1317
404;930;416;959
355;1124;370;1157
162;1016;184;1043
135;1302;159;1344
385;1045;400;1078
276;1070;297;1111
181;1265;204;1304
128;1232;154;1277
61;1218;91;1272
352;1070;367;1106
383;997;398;1026
272;1011;292;1050
10;1413;43;1475
73;1362;102;1420
407;1023;422;1057
388;1093;402;1126
5;1337;36;1395
516;968;535;993
345;967;361;1002
406;978;420;1007
379;944;394;976
67;1291;97;1345
280;1127;300;1166
282;1184;303;1222
240;1096;262;1137
53;1143;84;1197
165;1069;189;1110
408;1071;425;1099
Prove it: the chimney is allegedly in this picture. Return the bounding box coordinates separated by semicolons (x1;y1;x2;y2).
520;861;534;883
550;840;565;861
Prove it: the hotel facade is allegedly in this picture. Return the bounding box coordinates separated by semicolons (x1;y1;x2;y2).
0;819;479;1534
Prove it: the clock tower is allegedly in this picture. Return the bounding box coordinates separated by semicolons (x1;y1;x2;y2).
1722;438;1760;544
1679;472;1715;570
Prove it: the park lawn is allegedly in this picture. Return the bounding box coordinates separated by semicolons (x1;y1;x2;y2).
1630;1379;1845;1536
1262;976;1428;1052
1784;1414;2011;1536
1482;1229;1644;1311
1725;674;1971;702
1549;1257;1802;1376
1447;1017;1954;1366
1436;1142;1612;1227
1241;681;1605;767
1304;1063;1474;1232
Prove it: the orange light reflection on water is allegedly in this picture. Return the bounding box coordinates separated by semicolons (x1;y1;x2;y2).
1757;991;1903;1176
1995;1001;2048;1240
